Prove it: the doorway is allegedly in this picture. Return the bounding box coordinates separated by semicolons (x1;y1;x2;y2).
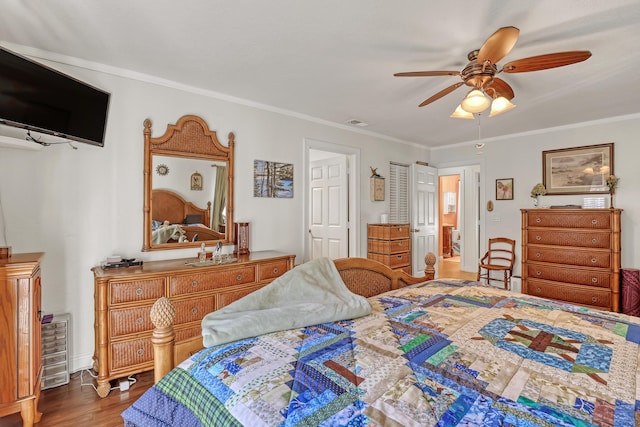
303;139;360;263
437;165;480;274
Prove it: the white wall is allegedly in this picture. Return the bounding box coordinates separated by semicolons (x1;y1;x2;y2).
0;59;429;371
431;115;640;277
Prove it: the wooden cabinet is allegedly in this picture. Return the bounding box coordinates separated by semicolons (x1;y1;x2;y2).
0;253;43;426
92;250;295;397
442;225;454;258
521;209;622;312
367;224;411;274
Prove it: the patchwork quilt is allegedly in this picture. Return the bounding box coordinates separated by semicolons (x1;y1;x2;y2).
122;280;640;426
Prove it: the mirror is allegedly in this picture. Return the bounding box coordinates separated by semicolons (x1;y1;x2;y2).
142;115;234;251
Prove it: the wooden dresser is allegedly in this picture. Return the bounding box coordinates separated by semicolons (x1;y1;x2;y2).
367;224;411;274
92;250;295;397
0;253;43;426
521;208;622;312
442;225;454;258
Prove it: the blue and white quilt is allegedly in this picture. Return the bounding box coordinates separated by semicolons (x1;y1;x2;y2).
123;279;640;426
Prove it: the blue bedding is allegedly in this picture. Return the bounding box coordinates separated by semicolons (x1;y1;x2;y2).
123;279;640;426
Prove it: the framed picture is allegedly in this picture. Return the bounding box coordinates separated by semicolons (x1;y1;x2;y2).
542;143;613;195
253;160;293;198
190;172;203;191
495;178;513;200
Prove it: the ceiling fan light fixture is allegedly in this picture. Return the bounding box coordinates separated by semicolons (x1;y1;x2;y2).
489;96;516;117
460;89;490;113
450;104;475;119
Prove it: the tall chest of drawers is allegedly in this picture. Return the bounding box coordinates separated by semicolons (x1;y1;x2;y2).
92;251;295;397
0;253;43;426
367;224;412;274
521;209;622;312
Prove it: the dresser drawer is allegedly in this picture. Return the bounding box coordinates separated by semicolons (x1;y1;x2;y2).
525;211;611;229
258;259;289;281
172;296;216;326
526;279;611;309
217;283;265;309
526;264;610;288
170;266;256;296
368;238;410;255
526;247;610;269
110;338;153;371
110;278;165;305
175;325;202;342
368;224;410;240
526;230;611;249
110;305;154;337
368;252;410;269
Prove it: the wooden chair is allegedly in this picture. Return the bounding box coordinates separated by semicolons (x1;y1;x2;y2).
477;237;515;289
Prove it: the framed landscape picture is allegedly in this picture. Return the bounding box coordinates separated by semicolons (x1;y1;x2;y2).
542;143;613;195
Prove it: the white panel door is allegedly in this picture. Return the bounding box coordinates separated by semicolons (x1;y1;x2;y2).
411;163;438;276
309;156;348;260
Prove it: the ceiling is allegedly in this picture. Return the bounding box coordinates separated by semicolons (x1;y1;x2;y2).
2;0;640;148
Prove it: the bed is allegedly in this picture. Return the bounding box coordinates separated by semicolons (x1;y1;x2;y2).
122;257;640;426
152;189;224;243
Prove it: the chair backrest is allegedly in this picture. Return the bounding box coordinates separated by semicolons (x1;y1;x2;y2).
485;237;516;268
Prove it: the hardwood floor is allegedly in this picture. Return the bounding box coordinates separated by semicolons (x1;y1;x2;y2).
0;370;154;427
438;256;478;281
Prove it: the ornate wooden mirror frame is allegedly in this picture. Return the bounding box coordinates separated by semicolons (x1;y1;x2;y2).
142;115;234;251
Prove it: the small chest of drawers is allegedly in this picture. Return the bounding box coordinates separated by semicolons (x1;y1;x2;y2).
521;208;621;311
92;250;295;397
367;223;411;274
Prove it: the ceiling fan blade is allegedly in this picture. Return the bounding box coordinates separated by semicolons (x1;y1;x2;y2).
501;51;592;73
394;71;460;77
477;26;520;65
484;78;515;100
419;82;464;107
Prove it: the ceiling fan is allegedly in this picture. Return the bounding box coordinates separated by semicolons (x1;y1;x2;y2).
394;26;592;118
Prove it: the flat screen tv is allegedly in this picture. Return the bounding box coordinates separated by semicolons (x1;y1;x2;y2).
0;46;110;147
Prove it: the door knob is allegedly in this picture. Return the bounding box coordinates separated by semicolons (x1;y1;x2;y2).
411;228;420;232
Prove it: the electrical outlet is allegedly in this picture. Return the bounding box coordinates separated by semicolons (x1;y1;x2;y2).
119;379;130;391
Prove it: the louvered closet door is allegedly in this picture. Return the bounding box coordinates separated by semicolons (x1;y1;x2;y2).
389;162;409;224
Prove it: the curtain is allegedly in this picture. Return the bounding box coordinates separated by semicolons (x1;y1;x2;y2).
211;166;227;232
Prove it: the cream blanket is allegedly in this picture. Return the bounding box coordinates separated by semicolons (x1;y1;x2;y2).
201;257;371;347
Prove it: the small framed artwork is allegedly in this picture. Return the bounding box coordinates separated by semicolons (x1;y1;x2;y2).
190;172;203;191
370;176;385;201
253;160;293;198
542;143;613;195
496;178;514;200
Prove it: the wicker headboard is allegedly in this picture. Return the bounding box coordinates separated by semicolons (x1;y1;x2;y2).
152;189;211;226
333;257;431;298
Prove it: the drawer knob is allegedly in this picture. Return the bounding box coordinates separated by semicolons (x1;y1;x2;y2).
591;258;598;264
236;274;243;281
192;280;199;287
536;287;542;293
535;218;541;223
136;317;144;325
191;307;198;315
536;271;541;276
592;277;598;283
272;267;279;274
137;348;144;356
592;238;597;244
592;219;598;225
535;253;541;258
535;235;541;241
397;255;403;259
592;297;598;303
135;288;143;296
